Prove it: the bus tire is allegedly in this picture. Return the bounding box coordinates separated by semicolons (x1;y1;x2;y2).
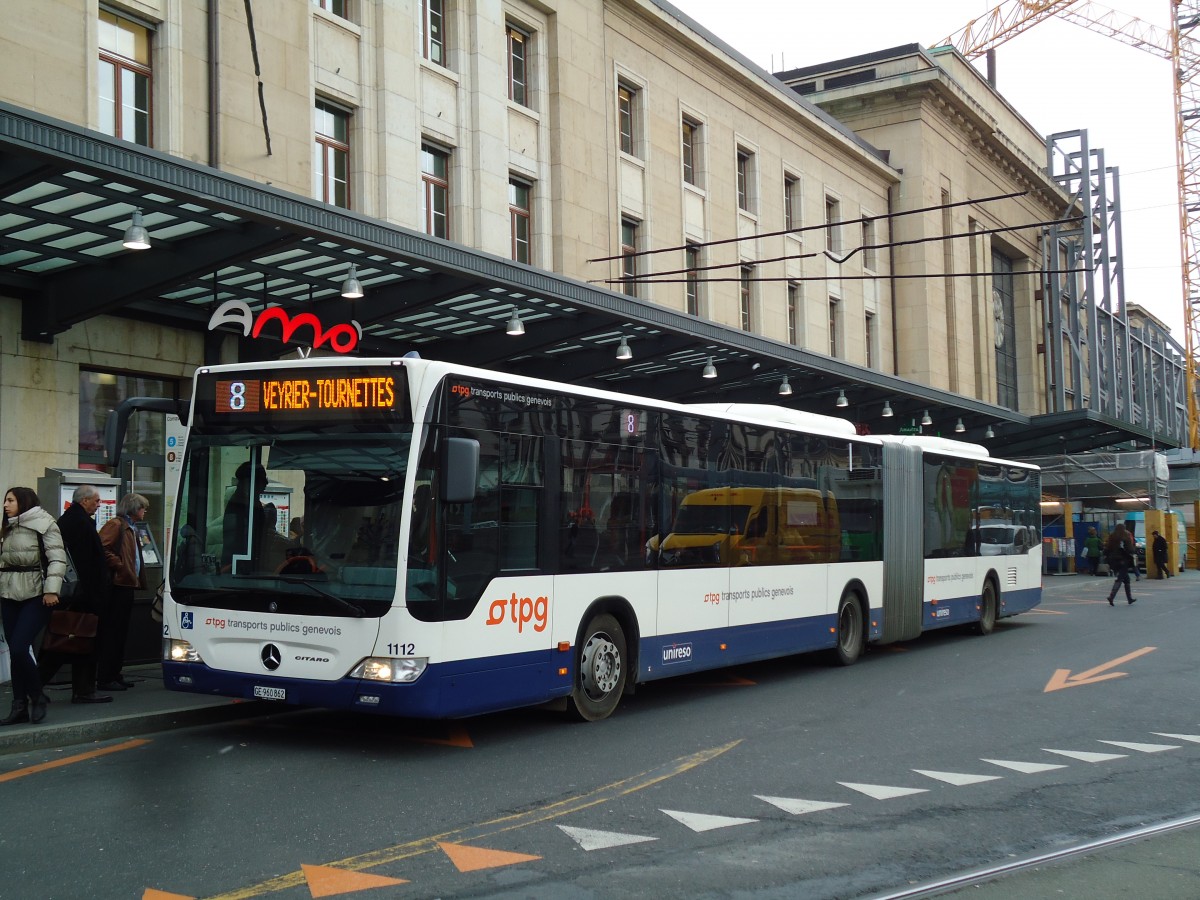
831;592;864;667
567;613;627;722
975;580;998;635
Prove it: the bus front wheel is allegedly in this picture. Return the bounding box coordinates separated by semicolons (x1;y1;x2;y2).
975;581;998;635
831;593;864;666
568;613;627;722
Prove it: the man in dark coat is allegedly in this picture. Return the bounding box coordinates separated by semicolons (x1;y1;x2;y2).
1151;530;1172;579
38;485;112;703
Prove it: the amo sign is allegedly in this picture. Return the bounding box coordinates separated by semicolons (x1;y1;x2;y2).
208;299;362;355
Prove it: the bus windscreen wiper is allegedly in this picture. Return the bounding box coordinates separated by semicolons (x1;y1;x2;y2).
279;577;366;617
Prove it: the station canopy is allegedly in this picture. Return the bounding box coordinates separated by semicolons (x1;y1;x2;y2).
0;102;1172;457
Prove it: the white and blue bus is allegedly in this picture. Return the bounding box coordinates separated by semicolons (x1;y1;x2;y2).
161;356;1041;721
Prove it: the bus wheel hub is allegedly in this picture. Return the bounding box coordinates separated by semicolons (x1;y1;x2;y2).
581;633;620;696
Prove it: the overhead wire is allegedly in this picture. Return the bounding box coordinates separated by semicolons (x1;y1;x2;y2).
586;190;1031;264
596;214;1085;287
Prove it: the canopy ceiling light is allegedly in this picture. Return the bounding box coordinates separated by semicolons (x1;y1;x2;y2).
778;375;793;397
984;425;995;439
506;306;525;336
122;209;150;250
921;410;933;426
339;263;364;299
955;418;965;433
881;401;893;418
702;356;717;379
616;335;632;360
835;389;848;408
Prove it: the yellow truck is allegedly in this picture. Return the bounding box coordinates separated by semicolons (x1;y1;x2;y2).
653;486;840;567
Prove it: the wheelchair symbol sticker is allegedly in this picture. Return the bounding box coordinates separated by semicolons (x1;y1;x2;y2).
182;611;194;630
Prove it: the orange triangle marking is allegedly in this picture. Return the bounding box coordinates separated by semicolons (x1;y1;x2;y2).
438;842;541;873
301;864;408;897
142;891;195;900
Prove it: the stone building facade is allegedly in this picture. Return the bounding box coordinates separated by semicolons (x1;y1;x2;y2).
779;44;1071;416
3;2;1176;511
0;0;907;504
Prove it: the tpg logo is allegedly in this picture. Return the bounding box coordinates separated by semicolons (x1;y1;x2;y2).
662;643;693;665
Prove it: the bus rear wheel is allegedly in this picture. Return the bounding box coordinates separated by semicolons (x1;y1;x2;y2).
831;593;864;666
975;581;998;635
568;613;627;722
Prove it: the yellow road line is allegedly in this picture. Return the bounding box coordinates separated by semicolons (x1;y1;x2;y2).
205;739;742;900
0;738;150;783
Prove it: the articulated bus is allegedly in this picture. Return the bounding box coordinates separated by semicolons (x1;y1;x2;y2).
160;356;1041;721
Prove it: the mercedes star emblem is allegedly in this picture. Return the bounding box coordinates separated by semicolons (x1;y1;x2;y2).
261;643;282;671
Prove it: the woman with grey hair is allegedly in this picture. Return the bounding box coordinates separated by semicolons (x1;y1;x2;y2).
97;493;150;691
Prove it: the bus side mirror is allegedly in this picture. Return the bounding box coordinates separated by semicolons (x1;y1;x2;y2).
443;437;479;504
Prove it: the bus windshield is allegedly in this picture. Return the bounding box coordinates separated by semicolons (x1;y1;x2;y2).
170;429;412;617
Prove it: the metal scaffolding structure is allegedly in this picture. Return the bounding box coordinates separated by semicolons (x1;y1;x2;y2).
1041;129;1188;444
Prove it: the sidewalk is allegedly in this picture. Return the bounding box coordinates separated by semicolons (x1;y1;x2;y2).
0;662;265;755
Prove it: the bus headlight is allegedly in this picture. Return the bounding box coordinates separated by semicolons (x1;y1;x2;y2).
350;657;427;683
164;639;204;664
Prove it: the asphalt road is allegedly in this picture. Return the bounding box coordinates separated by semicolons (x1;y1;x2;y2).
0;572;1197;899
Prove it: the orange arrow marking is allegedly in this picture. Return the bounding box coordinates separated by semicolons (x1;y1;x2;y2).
142;890;194;900
300;864;407;897
1044;646;1157;693
438;842;541;873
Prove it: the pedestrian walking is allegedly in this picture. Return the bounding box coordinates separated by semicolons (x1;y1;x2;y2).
97;493;149;692
1083;527;1103;576
1104;522;1137;606
0;486;67;725
38;485;112;704
1151;530;1171;579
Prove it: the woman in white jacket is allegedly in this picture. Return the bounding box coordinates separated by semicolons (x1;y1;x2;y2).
0;486;67;725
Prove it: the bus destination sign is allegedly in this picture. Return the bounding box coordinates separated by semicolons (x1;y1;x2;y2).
215;375;397;414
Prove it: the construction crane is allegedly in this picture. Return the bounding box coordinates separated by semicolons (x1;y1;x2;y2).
940;1;1200;449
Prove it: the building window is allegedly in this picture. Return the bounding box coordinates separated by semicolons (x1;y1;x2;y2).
509;178;531;264
829;297;840;357
507;24;529;107
865;312;875;368
993;250;1018;409
682;117;701;187
314;101;350;208
787;281;800;345
98;10;152;146
621;219;639;297
736;148;755;213
825;196;841;253
422;143;450;238
685;243;701;316
862;217;877;271
314;0;347;16
784;175;800;234
421;0;445;66
740;266;754;331
618;83;639;157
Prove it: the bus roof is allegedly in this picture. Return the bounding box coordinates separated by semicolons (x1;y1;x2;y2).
191;357;1035;470
878;434;991;459
688;402;860;437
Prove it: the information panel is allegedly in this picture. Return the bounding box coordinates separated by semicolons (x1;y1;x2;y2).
195;366;409;428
